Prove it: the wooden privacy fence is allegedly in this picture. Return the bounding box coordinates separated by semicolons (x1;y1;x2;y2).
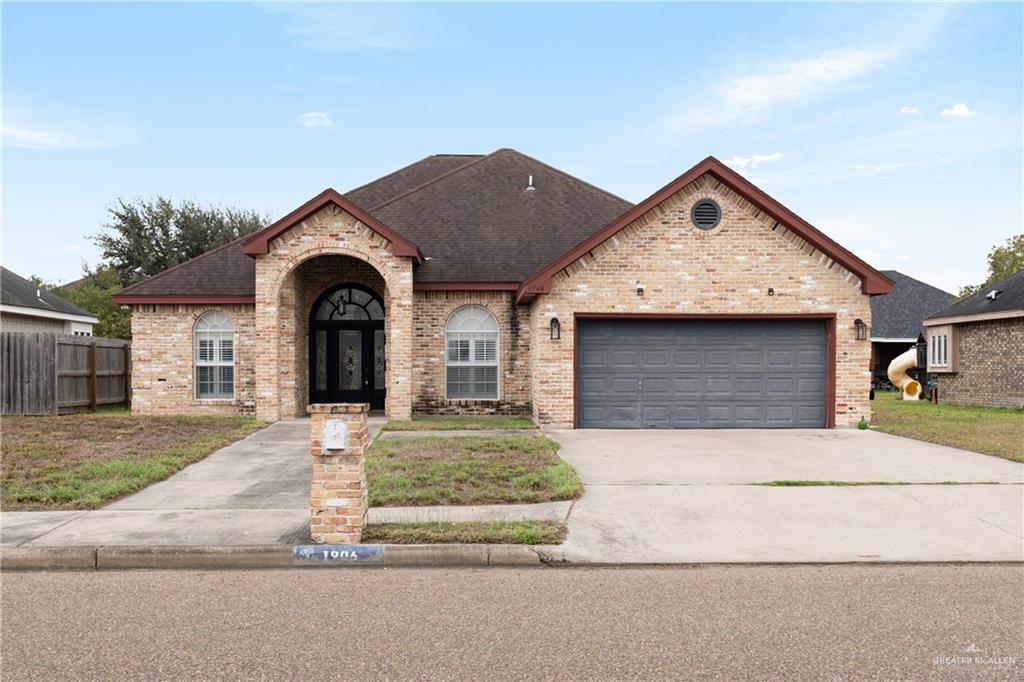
1;332;131;416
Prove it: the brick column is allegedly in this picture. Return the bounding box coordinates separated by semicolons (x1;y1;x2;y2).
307;403;369;543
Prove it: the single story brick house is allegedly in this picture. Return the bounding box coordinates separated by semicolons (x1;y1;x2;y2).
869;270;954;387
923;267;1024;409
113;149;893;427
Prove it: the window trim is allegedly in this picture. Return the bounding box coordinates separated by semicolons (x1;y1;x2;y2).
927;325;955;373
444;305;500;401
194;311;236;401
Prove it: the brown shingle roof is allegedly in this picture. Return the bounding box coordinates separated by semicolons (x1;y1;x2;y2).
117;149;632;299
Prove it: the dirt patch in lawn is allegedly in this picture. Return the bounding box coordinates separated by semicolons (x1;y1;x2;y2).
362;520;565;544
1;413;264;510
871;391;1024;462
367;435;582;506
382;416;535;431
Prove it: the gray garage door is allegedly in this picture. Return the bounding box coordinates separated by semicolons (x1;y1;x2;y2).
577;318;827;428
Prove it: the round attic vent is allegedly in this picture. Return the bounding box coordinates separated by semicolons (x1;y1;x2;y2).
691;199;721;230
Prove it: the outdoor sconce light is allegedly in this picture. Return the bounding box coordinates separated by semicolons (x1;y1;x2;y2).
550;317;561;340
636;283;645;297
854;318;868;341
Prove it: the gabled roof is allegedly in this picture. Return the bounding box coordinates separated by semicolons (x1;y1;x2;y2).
926;267;1024;324
870;270;955;340
241;188;423;260
1;266;98;320
517;156;894;301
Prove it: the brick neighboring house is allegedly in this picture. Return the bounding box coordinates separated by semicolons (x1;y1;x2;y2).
869;270;955;387
1;267;98;336
112;150;894;427
923;268;1024;409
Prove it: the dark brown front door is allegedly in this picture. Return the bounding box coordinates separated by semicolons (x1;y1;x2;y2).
309;285;385;410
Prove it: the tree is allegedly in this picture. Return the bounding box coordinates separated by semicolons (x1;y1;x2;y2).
95;196;267;284
959;234;1024;297
47;266;132;339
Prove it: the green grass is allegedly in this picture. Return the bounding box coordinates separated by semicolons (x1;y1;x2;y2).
1;414;265;510
367;435;582;506
362;520;565;544
382;415;535;432
871;390;1024;462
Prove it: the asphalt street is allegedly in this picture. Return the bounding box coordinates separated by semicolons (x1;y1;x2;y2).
2;565;1022;680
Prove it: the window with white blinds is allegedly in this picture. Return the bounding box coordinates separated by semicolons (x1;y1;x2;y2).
445;306;499;400
195;312;235;399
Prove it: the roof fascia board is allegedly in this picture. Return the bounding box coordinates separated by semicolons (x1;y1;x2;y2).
241;188;423;262
0;304;99;324
413;281;519;291
924;309;1024;326
111;294;256;305
516;156;894;302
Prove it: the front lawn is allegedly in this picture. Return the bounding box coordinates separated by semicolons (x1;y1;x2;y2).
362;520;565;544
367;435;582;506
1;413;264;510
382;415;535;431
872;391;1024;462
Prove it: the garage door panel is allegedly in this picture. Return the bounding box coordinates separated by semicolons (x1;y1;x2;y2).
578;318;828;428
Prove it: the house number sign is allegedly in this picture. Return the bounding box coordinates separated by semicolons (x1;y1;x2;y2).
293;545;383;563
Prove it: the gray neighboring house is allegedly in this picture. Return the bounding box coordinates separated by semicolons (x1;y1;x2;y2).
924;267;1024;409
0;267;98;336
870;270;955;385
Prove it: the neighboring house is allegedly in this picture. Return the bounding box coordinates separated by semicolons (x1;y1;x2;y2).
869;270;955;386
923;267;1024;409
1;267;98;336
112;150;893;428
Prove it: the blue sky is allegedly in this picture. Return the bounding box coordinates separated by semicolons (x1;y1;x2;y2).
2;2;1021;293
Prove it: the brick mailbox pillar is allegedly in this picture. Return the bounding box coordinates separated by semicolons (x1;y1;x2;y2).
307;403;369;544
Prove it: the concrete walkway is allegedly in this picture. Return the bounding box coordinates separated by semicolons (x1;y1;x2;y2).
543;428;1024;563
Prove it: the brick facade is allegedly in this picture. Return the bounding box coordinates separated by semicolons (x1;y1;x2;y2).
526;174;872;427
128;172;878;427
412;290;531;415
130;303;256;415
934;317;1024;409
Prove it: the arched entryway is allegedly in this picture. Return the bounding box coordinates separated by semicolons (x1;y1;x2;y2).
309;284;386;409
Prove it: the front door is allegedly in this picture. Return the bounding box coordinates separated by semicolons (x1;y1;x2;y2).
309;285;386;410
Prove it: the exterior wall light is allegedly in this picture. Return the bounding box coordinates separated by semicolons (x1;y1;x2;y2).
550;317;561;340
636;284;645;297
854;318;867;341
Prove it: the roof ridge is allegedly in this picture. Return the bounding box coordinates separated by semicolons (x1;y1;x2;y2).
117;233;254;295
498;148;634;208
344;153;484;203
366;149;504;212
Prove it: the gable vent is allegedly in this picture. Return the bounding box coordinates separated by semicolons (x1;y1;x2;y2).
691;199;722;230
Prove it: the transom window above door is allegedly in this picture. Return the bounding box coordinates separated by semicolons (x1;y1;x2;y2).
314;286;384;321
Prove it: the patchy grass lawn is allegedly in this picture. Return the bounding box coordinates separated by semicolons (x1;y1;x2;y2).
382;415;535;431
367;435;581;506
871;390;1024;463
1;413;264;510
362;520;565;544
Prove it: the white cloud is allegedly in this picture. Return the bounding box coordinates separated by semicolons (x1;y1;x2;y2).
299;112;333;129
1;125;107;150
940;102;977;118
724;153;784;171
900;106;920;114
895;255;911;261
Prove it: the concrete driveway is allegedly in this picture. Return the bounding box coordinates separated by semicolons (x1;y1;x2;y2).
544;429;1023;563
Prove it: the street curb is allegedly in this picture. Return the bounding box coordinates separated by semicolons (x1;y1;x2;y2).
2;545;1020;571
0;544;546;571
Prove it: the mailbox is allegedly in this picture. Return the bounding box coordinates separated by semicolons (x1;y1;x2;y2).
323;420;348;450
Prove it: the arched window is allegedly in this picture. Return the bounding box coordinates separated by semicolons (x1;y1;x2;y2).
445;306;498;400
194;311;234;399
